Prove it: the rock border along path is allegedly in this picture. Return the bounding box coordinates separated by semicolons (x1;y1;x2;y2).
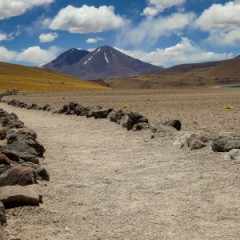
1;99;240;239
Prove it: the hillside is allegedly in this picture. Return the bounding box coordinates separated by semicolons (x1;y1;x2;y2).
44;46;160;80
0;62;107;91
106;56;240;89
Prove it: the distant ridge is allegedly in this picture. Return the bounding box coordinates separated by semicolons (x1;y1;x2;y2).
105;55;240;89
44;46;160;80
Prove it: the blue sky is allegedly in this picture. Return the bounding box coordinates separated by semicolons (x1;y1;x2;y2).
0;0;239;67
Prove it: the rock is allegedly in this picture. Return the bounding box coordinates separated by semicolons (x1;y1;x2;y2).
224;149;240;160
17;128;37;139
0;201;6;225
174;133;209;150
93;108;113;119
212;135;240;152
1;118;24;129
120;112;149;130
86;106;102;118
0;165;11;175
162;120;181;131
0;128;7;140
0;154;12;165
152;123;177;133
21;162;50;181
132;122;151;131
1;151;20;163
0;166;37;187
0;185;41;208
42;104;51;111
74;105;89;116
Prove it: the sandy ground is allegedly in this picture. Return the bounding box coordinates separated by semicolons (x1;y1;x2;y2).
1;88;240;239
4;88;240;132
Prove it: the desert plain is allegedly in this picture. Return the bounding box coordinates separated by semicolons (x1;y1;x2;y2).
1;87;240;239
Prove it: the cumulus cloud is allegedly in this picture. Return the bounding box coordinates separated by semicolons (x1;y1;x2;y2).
117;38;233;67
143;0;185;16
49;5;125;34
39;32;58;42
116;12;195;48
0;0;54;20
86;37;104;44
196;1;240;46
0;46;17;62
17;46;59;64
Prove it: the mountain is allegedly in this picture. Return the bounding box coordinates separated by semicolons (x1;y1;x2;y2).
44;46;160;80
105;56;240;89
0;62;107;91
44;48;90;73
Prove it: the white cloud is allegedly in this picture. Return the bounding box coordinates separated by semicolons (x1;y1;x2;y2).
86;37;104;44
0;33;8;41
196;1;240;46
0;46;17;62
0;0;54;20
39;32;58;42
116;38;233;67
17;46;59;65
116;12;195;48
49;5;125;33
143;0;185;16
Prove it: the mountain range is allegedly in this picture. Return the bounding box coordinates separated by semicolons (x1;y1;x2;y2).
44;46;160;80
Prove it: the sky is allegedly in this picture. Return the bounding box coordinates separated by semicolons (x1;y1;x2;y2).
0;0;239;67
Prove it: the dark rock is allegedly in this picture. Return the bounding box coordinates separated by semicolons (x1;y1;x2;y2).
0;128;7;140
1;151;20;163
212;135;240;152
0;166;37;187
0;165;11;175
86;106;102;118
16;128;37;139
1;118;24;129
21;162;49;181
162;120;181;131
74;105;89;116
0;185;42;208
94;108;113;119
0;154;12;165
0;201;6;225
132;122;151;131
42;104;51;111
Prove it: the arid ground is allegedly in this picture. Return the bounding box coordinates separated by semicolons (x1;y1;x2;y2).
2;88;240;239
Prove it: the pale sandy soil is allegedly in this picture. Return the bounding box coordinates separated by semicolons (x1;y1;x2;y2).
1;88;240;239
4;88;240;132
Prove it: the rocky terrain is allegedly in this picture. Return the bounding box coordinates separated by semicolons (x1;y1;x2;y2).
0;88;240;239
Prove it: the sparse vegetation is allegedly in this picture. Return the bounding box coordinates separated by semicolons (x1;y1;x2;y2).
223;104;234;110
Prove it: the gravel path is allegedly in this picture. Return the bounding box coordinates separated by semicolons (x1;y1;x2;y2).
1;103;240;240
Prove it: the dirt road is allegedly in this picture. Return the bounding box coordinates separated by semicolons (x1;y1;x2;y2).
1;103;240;240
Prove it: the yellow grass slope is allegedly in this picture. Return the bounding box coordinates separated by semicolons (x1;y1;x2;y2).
0;62;108;91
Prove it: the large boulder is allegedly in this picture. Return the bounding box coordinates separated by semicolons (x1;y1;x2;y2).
0;185;42;208
0;166;37;187
212;135;240;152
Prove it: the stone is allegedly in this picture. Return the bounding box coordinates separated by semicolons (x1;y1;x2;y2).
132;122;151;131
74;105;89;116
93;108;113;119
17;128;37;139
162;120;181;131
86;106;102;118
35;167;50;181
224;149;240;160
1;151;20;163
212;135;240;152
0;166;37;187
0;201;6;225
0;128;7;140
1;118;24;129
0;154;12;165
0;185;41;208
